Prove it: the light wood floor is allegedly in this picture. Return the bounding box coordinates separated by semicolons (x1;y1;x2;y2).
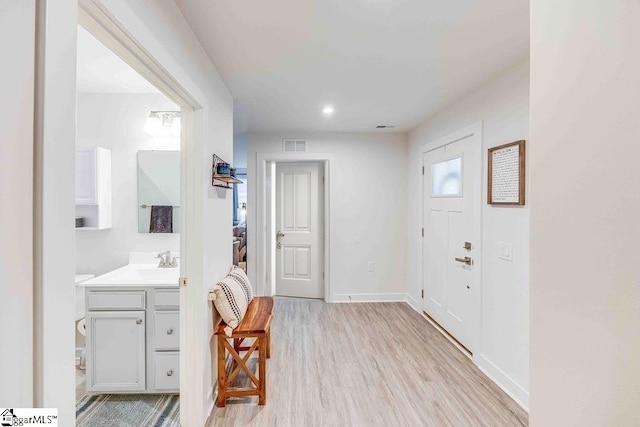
207;298;528;427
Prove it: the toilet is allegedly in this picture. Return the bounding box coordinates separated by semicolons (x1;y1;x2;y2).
75;274;94;369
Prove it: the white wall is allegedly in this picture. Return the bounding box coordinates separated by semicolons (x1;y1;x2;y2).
247;132;408;301
530;2;640;425
76;93;180;276
0;0;35;407
407;59;530;408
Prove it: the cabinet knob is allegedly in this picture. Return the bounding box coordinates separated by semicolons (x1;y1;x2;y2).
167;328;173;335
167;370;173;376
136;319;143;325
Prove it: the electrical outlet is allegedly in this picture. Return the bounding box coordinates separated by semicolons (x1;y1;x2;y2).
498;242;514;262
367;261;374;272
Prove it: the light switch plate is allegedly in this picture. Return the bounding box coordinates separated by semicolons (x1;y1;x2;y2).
498;242;514;262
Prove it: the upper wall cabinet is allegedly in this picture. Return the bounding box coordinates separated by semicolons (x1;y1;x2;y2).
76;147;112;230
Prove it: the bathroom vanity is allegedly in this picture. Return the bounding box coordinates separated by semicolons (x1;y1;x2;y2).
81;253;180;394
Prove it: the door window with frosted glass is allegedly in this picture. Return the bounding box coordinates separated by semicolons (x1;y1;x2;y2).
431;156;462;197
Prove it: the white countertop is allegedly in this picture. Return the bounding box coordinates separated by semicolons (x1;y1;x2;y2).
80;263;180;287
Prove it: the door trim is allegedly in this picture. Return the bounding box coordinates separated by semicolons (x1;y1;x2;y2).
420;122;483;355
256;153;332;302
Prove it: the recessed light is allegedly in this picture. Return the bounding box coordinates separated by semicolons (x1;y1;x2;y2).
322;106;334;116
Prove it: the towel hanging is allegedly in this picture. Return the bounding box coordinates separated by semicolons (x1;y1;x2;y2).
150;205;173;233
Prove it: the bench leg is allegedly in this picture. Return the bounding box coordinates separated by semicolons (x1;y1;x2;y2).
266;328;271;359
216;336;227;407
258;335;267;405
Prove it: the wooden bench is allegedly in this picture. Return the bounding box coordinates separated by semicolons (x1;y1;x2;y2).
215;296;274;407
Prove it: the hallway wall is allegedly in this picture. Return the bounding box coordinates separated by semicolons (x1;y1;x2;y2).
0;0;35;407
247;132;408;301
530;1;640;425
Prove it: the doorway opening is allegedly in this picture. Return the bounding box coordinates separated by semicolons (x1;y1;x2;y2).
34;1;207;424
74;24;183;424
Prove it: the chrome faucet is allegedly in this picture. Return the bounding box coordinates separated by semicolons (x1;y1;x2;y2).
156;250;172;268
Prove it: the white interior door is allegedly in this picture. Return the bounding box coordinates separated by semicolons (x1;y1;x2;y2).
422;134;481;352
275;162;323;299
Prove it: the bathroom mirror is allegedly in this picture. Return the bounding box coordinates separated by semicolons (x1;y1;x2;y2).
137;150;180;233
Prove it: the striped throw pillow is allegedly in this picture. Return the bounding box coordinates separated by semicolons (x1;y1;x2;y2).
209;266;254;336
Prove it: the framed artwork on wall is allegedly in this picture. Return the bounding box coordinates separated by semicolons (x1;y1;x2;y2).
488;140;526;205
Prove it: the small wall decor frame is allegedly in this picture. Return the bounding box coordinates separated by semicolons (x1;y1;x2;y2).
488;140;526;205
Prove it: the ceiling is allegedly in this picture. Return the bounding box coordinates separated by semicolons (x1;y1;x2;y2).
76;26;159;94
175;0;529;133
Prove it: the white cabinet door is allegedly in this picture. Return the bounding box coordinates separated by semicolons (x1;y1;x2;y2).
76;148;97;205
86;310;146;392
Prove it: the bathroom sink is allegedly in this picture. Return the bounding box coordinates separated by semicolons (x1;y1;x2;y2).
126;267;180;280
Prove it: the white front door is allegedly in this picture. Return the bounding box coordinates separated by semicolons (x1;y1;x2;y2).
422;133;481;352
275;162;323;299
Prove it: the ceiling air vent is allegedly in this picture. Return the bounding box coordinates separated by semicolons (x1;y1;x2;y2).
376;125;396;129
283;139;307;152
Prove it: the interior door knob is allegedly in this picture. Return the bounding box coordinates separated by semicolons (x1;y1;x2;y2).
167;370;173;376
454;256;473;266
167;328;173;335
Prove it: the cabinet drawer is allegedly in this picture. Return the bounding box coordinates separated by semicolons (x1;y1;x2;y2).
87;291;146;311
154;289;179;310
154;312;179;350
154;352;179;391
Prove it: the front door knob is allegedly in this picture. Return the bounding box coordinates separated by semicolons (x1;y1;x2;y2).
454;256;473;266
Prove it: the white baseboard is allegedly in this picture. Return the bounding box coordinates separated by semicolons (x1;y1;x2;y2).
204;388;215;424
406;294;421;312
331;293;407;303
476;354;529;411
